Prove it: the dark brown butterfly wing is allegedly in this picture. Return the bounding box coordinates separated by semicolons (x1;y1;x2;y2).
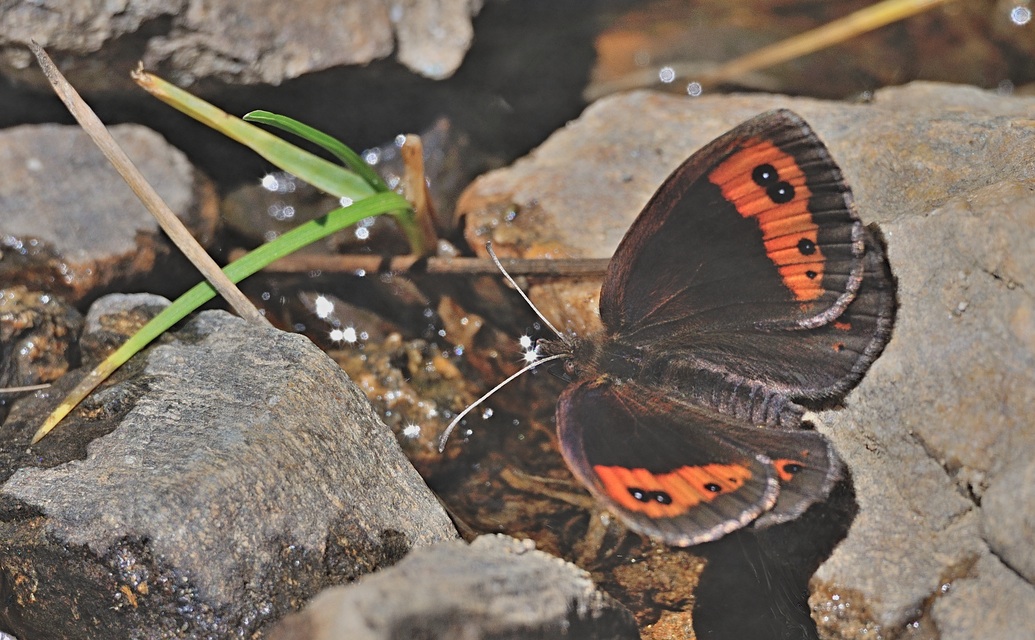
599;109;895;400
720;422;842;527
556;377;780;546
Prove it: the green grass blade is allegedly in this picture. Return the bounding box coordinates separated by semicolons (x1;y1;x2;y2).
134;71;376;201
33;191;409;443
243;110;390;192
135;71;428;255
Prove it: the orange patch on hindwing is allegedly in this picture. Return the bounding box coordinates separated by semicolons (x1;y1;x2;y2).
594;463;753;518
708;139;824;301
773;458;805;483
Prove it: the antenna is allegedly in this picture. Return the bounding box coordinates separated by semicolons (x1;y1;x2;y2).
438;241;570;452
486;242;562;338
437;352;566;452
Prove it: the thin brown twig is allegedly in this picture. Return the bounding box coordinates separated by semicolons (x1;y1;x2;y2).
226;251;611;277
29;44;270;327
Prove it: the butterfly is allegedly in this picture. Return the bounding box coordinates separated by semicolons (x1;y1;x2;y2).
445;109;896;546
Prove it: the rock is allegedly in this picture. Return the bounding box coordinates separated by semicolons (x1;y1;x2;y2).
0;287;83;389
812;170;1035;639
0;310;457;638
455;82;1035;638
0;0;481;90
0;124;218;303
269;534;639;640
981;457;1035;583
391;0;482;81
78;293;172;366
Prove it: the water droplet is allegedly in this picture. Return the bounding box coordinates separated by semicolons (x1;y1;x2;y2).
330;326;358;343
313;295;334;319
402;423;421;438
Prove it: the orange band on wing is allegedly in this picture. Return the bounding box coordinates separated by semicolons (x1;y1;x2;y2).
707;139;824;301
594;463;753;518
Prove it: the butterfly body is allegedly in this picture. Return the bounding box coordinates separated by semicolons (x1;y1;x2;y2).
534;109;895;546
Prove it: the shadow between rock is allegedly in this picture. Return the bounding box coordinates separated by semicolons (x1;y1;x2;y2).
692;476;857;640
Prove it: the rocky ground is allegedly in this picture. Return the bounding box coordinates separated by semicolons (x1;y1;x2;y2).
1;2;1034;639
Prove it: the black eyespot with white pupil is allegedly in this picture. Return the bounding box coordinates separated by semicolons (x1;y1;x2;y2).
782;462;803;475
752;163;795;204
798;238;817;255
628;487;673;505
752;164;778;186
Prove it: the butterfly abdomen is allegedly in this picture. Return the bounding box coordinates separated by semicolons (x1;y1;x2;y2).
638;356;806;429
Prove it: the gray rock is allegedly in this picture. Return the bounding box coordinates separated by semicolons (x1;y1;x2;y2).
392;0;482;81
814;171;1035;639
0;310;457;638
0;0;481;89
269;534;639;640
931;552;1035;640
79;293;172;365
456;82;1035;638
981;457;1035;583
0;124;218;302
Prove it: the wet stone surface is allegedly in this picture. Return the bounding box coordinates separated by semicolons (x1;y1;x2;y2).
269;534;640;640
77;293;172;366
0;124;218;304
586;0;1035;101
0;287;82;391
0;310;456;639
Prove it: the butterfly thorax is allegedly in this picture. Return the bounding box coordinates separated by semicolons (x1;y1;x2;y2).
539;333;647;382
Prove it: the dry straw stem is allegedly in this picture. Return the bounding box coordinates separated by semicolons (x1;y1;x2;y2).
697;0;960;87
0;384;52;394
586;0;959;98
29;43;269;327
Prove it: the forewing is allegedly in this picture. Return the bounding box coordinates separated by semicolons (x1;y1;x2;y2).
600;110;895;399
